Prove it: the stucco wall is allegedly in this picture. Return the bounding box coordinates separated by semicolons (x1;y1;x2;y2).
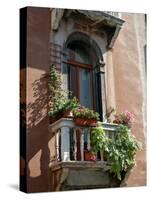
112;13;146;186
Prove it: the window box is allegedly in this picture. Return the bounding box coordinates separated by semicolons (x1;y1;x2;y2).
74;118;97;126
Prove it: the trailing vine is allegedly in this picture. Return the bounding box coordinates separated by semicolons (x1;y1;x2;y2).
107;125;142;180
90;124;142;180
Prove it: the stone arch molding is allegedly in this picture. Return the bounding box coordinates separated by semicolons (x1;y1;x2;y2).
63;31;105;66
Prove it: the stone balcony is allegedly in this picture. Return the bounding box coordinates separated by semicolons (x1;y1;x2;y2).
48;118;118;163
48;118;120;191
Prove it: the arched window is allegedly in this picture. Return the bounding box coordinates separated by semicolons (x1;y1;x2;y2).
62;32;105;121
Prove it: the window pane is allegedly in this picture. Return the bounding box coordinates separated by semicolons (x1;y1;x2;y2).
79;68;93;108
68;45;91;64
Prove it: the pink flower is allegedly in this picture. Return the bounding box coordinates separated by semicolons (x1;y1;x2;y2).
114;110;135;128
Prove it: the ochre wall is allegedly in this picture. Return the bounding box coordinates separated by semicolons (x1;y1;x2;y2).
112;13;146;186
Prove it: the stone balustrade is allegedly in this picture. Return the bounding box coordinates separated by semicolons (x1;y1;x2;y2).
48;118;118;164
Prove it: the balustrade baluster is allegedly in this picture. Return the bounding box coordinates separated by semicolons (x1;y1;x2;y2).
55;130;60;161
61;127;70;161
73;129;77;161
80;129;84;161
100;150;104;162
87;128;91;150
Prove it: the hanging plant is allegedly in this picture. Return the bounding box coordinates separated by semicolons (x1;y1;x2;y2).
90;124;142;180
106;125;142;180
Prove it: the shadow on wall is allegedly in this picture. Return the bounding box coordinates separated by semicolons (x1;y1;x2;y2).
26;74;53;193
27;74;48;129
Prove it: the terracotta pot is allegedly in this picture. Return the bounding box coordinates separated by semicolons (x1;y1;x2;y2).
74;118;97;126
62;110;73;118
84;151;96;161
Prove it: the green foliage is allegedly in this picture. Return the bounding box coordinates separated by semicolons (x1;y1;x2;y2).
108;125;141;180
107;125;142;180
62;97;80;112
113;110;135;128
48;65;68;116
73;106;100;120
90;124;142;180
90;126;110;153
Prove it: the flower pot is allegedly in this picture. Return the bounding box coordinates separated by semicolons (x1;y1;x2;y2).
113;119;120;124
74;118;97;126
84;150;96;161
62;110;73;118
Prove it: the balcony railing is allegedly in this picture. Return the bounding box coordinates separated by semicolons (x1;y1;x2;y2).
48;118;118;164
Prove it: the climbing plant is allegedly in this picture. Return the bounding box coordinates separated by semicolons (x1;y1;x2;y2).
48;65;67;117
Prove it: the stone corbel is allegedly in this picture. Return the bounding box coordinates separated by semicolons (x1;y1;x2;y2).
51;9;64;31
56;168;69;191
108;24;122;48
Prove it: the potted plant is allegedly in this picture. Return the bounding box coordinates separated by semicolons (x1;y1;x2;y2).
84;149;96;161
61;97;80;118
113;110;135;128
72;106;100;126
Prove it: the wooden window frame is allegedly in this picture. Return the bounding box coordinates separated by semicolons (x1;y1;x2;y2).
64;60;96;111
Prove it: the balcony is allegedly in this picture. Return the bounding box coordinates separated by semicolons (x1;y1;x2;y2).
48;118;120;191
49;118;118;163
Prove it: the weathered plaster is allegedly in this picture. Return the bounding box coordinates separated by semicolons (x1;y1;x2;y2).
112;13;146;186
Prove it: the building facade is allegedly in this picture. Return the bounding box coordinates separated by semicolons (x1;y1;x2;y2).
20;7;146;193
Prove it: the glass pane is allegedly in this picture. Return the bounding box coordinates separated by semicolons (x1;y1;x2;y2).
75;47;90;64
68;45;91;64
79;68;93;108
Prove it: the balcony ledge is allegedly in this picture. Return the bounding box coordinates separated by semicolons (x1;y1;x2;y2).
49;160;120;191
49;160;107;171
48;117;118;133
